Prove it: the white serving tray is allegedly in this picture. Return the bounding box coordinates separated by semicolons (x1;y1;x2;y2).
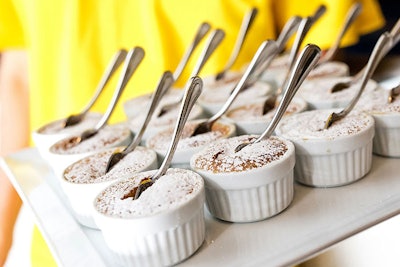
2;147;400;267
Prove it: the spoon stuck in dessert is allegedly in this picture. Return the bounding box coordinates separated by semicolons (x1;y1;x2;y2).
324;31;398;129
157;29;225;117
66;47;145;148
105;71;174;173
133;76;203;200
388;83;400;103
191;40;278;137
215;7;258;81
235;43;321;153
63;49;127;128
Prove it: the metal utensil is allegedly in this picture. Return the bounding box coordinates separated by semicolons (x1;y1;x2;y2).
329;18;400;93
288;4;326;70
173;22;211;81
324;32;394;129
263;8;325;114
133;76;203;200
157;29;225;117
215;7;258;81
66;47;145;148
318;2;362;64
63;49;127;128
105;71;174;173
191;40;278;136
234;44;321;153
275;15;302;54
388;83;400;103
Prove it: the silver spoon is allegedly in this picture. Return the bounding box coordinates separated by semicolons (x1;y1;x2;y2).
275;15;302;54
388;83;400;103
235;44;321;153
215;7;258;81
105;71;175;173
191;40;278;136
329;18;400;93
133;76;203;200
324;32;395;129
63;49;127;128
263;12;323;115
288;4;326;70
173;22;211;81
66;47;145;148
318;2;362;65
157;29;225;117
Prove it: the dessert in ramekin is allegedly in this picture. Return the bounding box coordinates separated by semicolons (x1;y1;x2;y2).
275;109;375;187
93;168;205;267
47;123;133;180
261;52;349;89
198;71;272;116
128;103;204;144
146;119;236;168
190;135;295;223
226;96;307;135
123;88;182;120
32;112;103;161
355;85;400;157
61;146;158;229
299;77;379;110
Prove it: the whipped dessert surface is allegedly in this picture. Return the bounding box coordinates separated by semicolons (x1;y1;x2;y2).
64;146;156;184
356;86;400;114
147;120;233;151
300;78;378;102
226;97;306;121
50;123;131;154
191;135;289;173
37;112;102;134
94;168;203;218
277;109;374;140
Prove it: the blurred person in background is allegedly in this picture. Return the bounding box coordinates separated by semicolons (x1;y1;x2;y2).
0;0;385;266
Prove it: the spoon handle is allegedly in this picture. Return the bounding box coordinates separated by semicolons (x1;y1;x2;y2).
257;44;321;141
211;40;278;121
341;32;392;116
173;22;211;81
123;71;175;154
288;5;326;71
275;16;302;54
94;47;145;131
319;2;362;64
216;7;258;79
155;76;203;179
190;29;225;77
81;49;128;115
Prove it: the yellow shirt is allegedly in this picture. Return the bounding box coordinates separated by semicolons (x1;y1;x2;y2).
0;0;384;266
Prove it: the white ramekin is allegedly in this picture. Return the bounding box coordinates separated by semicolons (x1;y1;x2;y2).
226;96;308;135
60;146;158;229
355;86;400;157
190;135;295;223
276;109;375;187
31;112;103;162
46;123;133;181
146;119;236;169
93;168;205;267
